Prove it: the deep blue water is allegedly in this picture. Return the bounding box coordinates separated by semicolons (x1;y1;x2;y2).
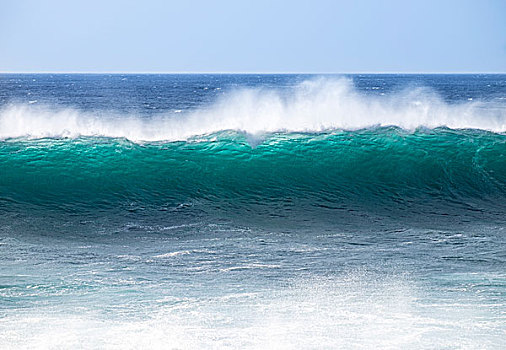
0;74;505;349
2;74;506;113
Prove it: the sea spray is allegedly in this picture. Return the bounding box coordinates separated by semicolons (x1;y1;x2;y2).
1;78;505;141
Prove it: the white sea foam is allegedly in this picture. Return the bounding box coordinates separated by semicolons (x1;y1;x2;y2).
0;272;504;349
0;78;505;142
153;250;191;258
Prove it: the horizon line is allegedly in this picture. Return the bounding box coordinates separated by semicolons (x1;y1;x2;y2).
1;71;506;75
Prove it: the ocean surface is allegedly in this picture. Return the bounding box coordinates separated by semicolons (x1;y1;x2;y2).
0;74;505;349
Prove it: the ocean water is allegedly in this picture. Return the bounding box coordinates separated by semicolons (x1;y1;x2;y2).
0;74;505;349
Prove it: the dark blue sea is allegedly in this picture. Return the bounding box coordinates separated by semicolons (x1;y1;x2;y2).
0;74;505;349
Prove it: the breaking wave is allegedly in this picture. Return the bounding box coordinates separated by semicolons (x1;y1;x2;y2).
0;78;505;141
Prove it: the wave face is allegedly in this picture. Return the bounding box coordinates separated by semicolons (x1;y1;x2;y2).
1;129;505;224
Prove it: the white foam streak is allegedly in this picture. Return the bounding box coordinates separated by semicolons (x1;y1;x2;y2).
1;78;505;141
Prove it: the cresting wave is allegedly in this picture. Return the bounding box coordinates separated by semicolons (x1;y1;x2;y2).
1;78;505;222
0;78;505;141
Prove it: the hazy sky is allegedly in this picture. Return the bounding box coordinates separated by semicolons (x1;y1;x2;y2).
1;0;505;73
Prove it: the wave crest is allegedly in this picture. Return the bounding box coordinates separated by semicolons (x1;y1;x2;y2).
0;78;505;141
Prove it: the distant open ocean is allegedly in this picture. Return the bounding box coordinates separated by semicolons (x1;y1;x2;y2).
1;74;505;349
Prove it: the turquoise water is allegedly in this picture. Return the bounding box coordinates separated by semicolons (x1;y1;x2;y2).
2;129;505;222
1;74;505;349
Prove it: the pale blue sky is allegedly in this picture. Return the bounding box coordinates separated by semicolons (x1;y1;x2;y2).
1;0;505;73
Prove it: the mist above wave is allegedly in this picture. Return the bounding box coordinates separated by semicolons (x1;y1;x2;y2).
1;78;505;141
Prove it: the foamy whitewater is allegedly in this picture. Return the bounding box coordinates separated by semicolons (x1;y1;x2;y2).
0;74;505;349
1;77;505;141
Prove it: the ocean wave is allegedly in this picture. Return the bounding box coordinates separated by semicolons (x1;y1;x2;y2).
0;78;505;141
